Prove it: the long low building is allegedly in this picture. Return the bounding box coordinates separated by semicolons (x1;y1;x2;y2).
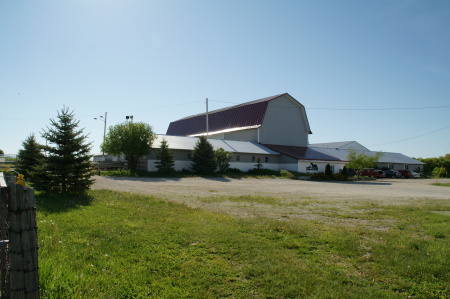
96;93;425;174
141;136;423;174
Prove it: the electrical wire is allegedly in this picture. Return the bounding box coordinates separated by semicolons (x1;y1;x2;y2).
368;125;450;147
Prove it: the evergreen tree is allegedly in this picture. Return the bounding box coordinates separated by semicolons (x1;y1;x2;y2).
16;134;45;183
154;138;175;173
325;163;333;178
214;148;232;172
34;107;94;192
191;136;217;174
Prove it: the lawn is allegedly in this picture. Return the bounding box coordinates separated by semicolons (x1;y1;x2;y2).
37;190;449;298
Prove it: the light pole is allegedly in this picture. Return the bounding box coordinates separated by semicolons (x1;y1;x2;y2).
94;112;107;157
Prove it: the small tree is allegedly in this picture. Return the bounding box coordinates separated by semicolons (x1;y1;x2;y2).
215;148;232;172
34;107;94;192
346;149;383;178
102;122;156;171
154;138;175;173
191;136;217;174
254;156;263;170
16;134;45;183
0;149;3;155
325;163;333;178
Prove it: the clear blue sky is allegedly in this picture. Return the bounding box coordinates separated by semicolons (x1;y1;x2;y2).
1;0;449;158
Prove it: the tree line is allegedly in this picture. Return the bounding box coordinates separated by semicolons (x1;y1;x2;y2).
11;107;235;193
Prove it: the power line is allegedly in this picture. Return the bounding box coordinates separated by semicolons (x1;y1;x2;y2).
308;105;450;111
209;100;450;111
369;125;450;147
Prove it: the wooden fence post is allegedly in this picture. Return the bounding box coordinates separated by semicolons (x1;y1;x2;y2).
0;173;39;299
0;173;10;299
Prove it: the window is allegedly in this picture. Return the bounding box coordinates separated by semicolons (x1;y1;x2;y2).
265;157;269;163
236;156;240;162
188;153;191;160
252;156;255;162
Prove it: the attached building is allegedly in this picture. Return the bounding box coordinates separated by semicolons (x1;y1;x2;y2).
107;93;424;174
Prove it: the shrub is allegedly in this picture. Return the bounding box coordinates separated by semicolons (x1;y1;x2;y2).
279;169;295;179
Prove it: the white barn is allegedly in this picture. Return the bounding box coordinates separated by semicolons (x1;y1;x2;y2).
103;93;424;174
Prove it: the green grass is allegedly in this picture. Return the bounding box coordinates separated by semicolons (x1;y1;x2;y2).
37;191;450;298
432;182;450;187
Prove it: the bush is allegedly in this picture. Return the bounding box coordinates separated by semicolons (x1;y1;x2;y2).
279;169;295;179
310;172;332;181
247;168;279;176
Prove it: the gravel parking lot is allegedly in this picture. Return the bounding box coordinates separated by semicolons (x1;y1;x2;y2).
93;176;450;202
93;176;450;225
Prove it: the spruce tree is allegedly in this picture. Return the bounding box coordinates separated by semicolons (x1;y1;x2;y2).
154;138;175;173
191;136;217;174
16;134;45;183
34;107;94;192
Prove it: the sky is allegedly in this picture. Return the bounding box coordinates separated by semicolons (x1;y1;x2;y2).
1;0;449;159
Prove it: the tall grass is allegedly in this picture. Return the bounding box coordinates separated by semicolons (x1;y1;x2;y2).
37;191;449;298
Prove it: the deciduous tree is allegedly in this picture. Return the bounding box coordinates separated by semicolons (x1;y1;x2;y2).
346;149;383;177
214;148;232;172
102;121;156;171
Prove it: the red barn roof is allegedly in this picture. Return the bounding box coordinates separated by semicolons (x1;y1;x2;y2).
166;93;289;136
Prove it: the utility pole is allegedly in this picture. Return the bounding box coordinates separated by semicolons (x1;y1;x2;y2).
102;112;107;156
95;112;107;157
206;98;209;139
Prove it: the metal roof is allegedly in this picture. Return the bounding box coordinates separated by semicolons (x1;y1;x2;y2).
152;135;280;155
310;146;425;165
166;93;287;136
262;144;342;161
309;141;369;151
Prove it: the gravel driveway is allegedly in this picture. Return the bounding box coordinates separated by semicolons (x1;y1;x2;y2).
93;176;450;202
92;176;450;226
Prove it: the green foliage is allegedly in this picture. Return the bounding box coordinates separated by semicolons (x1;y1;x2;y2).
214;148;232;172
254;156;263;170
279;169;295;179
33;107;94;193
0;149;3;155
102;121;156;170
417;156;450;178
325;163;333;178
346;149;383;175
432;166;447;178
37;190;450;298
154;138;175;173
191;136;217;174
15;134;45;183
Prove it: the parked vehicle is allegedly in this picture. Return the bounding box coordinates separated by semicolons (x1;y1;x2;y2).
385;170;401;179
359;168;376;177
397;169;414;179
372;170;385;179
411;171;422;178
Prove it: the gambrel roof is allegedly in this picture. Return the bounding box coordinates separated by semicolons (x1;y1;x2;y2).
166;93;312;136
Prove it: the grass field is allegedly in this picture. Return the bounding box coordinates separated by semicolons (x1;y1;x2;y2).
37;190;449;298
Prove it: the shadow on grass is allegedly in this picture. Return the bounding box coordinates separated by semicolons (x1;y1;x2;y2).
36;192;94;214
